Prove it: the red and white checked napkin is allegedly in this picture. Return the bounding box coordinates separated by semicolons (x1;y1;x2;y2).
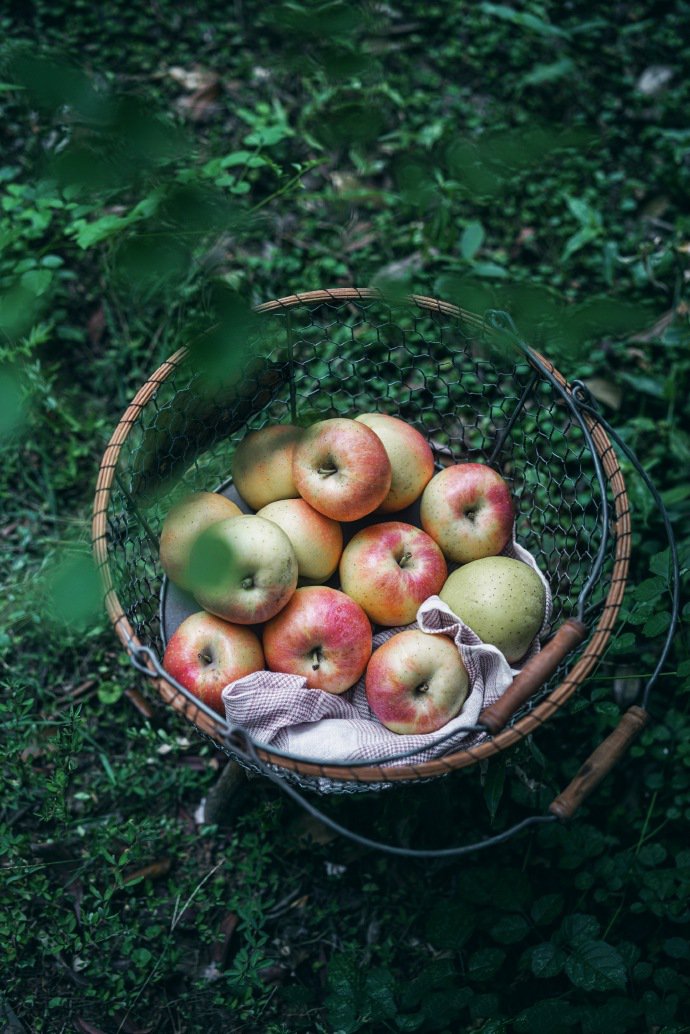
221;540;552;767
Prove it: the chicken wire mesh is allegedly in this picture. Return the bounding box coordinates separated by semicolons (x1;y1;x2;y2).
94;289;631;795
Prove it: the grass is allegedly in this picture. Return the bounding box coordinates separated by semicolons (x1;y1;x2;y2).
1;0;690;1030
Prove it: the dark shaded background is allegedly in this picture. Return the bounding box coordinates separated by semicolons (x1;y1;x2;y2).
1;1;689;1031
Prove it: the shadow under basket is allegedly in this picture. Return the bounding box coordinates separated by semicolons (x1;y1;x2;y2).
91;289;678;854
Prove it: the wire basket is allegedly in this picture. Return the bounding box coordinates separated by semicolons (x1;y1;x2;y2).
92;288;678;854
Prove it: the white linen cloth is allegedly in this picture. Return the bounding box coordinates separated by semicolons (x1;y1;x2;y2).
221;540;552;766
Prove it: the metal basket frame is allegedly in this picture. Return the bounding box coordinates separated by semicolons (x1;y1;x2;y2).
91;287;648;791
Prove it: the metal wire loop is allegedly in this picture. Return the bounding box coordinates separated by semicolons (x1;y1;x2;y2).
91;289;645;852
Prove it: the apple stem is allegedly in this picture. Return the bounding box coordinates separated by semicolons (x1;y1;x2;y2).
398;551;413;568
414;682;430;695
198;649;213;665
311;649;321;671
317;466;337;478
241;576;254;590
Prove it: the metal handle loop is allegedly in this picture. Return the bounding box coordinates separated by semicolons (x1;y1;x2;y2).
114;304;677;857
224;729;558;858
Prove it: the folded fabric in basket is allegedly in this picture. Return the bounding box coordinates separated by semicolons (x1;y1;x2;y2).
221;540;552;766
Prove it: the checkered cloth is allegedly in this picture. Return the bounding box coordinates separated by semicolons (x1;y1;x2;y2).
221;540;552;766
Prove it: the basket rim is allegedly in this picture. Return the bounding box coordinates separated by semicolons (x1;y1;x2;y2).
91;288;632;784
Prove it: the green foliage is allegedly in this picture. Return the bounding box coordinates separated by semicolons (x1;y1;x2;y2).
1;0;689;1030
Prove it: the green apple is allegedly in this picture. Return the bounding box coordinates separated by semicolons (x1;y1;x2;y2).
188;514;298;624
439;556;546;663
159;491;242;591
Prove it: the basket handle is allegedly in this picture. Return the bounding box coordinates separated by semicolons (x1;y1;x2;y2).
225;704;649;857
223;727;558;858
549;705;649;820
480;618;588;734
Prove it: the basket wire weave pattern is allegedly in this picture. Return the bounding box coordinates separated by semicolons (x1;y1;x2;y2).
92;289;631;792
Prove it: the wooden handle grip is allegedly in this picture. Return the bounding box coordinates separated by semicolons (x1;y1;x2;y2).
480;618;587;735
549;705;649;821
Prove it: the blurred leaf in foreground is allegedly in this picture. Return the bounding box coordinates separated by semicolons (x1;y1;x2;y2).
43;550;103;631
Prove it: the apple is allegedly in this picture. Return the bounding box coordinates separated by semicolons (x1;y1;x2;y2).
188;514;298;624
159;491;242;591
292;417;392;522
162;611;264;715
365;629;469;734
439;556;546;663
231;424;302;510
420;463;514;563
355;412;435;512
256;498;343;583
262;586;372;694
339;521;447;626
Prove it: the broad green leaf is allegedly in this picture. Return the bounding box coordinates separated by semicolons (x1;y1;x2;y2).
220;151;268;169
565;195;602;226
652;966;677;992
395;1014;426;1032
618;371;666;398
632;575;668;600
638;842;667;866
642;611;671;637
515;998;578;1033
472;261;509;278
530;893;565;925
70;192;162;248
650;549;671;576
562;226;600;261
560;913;600;944
460;220;485;260
400;959;457;1010
98;213;138;243
19;268;53;296
576;998;641;1031
243;124;293;147
530;942;567;978
607;631;636;654
43;550;103;630
663;937;690;959
467;947;506;982
420;987;474;1025
519;58;576;87
364;969;397;1021
479;2;568;37
490;913;530;944
564;939;627;991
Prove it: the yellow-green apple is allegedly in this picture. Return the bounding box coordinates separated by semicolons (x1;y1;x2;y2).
355;412;435;512
162;611;264;715
188;514;298;624
339;521;447;626
439;556;546;663
159;491;242;591
420;463;514;563
292;417;392;521
231;424;302;510
256;498;343;583
263;586;372;693
365;629;469;734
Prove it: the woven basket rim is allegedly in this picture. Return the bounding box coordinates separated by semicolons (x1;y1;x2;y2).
91;288;632;784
